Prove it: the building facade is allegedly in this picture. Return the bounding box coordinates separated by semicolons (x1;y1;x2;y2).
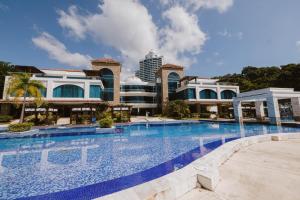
0;58;239;119
136;51;163;83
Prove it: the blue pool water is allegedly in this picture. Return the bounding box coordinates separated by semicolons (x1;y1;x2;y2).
0;122;300;199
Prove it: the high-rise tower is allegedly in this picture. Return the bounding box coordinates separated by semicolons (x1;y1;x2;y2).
136;51;163;82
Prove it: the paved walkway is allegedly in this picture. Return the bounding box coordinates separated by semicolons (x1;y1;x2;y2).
180;139;300;200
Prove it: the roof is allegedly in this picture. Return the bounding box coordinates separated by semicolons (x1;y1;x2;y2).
14;65;44;74
180;76;198;82
161;63;184;70
83;70;100;76
91;58;120;65
41;68;83;72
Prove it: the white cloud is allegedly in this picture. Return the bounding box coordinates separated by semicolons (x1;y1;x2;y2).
32;32;91;67
57;5;87;40
57;0;158;69
57;1;207;76
160;0;234;13
160;6;206;65
32;0;236;79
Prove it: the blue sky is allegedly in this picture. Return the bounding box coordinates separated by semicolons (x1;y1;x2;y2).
1;0;300;79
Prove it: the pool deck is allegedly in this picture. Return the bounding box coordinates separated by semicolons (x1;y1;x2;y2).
97;133;300;200
180;139;300;200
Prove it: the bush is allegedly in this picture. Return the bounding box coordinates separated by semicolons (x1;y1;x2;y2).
99;117;113;128
166;100;190;119
8;123;33;132
0;115;13;123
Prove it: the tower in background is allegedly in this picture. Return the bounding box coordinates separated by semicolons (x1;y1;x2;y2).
136;51;163;82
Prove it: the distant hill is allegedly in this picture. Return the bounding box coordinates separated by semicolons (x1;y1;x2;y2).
214;64;300;92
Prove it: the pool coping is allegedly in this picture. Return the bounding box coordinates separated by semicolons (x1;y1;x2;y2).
95;132;300;200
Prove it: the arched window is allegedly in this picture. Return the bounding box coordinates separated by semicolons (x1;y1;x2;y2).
168;72;180;101
200;89;217;99
53;84;84;98
221;90;237;99
99;68;114;101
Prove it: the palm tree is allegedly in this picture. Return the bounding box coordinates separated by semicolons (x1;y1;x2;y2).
7;73;45;123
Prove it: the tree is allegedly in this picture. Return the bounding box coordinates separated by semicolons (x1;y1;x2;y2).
216;64;300;92
7;73;45;123
166;100;190;119
0;61;15;99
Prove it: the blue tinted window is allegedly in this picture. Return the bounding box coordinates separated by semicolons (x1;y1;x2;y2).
100;68;114;101
221;90;236;99
200;89;217;99
53;85;84;98
168;72;180;101
177;88;196;100
90;85;102;98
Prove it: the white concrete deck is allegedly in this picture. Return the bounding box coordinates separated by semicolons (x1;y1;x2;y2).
180;139;300;200
96;133;300;200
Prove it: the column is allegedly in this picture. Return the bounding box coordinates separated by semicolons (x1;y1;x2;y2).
255;101;265;121
46;80;53;99
267;97;281;125
233;100;243;123
216;86;221;100
291;97;300;122
84;81;90;99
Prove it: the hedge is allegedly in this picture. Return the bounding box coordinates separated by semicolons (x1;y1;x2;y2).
8;123;33;132
99;117;113;128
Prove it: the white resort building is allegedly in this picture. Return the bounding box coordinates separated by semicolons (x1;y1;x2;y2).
0;57;240;120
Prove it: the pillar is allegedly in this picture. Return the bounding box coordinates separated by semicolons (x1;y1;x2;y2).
291;97;300;122
267;97;281;125
233;100;243;122
255;101;265;121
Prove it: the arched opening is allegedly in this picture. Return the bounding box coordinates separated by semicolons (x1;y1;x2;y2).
99;68;114;101
168;72;180;101
200;89;217;99
53;84;84;98
221;90;237;99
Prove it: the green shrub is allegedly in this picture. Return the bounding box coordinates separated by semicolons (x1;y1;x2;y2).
99;117;113;128
0;115;13;123
166;100;190;119
8;123;33;132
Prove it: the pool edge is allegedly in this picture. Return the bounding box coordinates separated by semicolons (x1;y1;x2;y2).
96;132;300;200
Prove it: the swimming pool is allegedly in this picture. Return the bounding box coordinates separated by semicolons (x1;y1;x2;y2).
0;122;299;199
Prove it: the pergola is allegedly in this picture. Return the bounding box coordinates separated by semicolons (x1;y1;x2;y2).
233;88;300;125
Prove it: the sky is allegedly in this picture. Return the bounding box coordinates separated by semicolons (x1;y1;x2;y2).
1;0;300;79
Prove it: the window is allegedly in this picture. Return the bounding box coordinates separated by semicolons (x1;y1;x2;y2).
168;72;180;101
221;90;236;99
200;89;217;99
90;85;102;98
120;85;156;92
53;85;84;98
177;88;196;100
100;68;114;101
120;96;155;103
